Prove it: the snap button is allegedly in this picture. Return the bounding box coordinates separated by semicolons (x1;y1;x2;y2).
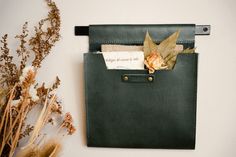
148;76;153;82
123;76;129;81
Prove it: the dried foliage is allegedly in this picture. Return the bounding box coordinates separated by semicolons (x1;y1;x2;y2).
144;31;195;73
60;113;76;135
15;22;30;73
30;0;60;68
0;35;18;87
0;1;75;157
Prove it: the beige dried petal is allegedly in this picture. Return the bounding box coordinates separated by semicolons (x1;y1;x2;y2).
144;52;167;73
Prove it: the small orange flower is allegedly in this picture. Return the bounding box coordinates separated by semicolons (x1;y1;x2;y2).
144;52;167;73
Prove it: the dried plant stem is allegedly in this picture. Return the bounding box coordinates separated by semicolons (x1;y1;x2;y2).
0;92;29;150
25;94;56;148
26;98;48;147
0;85;15;132
9;106;30;157
0;85;33;157
0;85;16;155
48;143;60;157
39;139;62;157
3;100;25;144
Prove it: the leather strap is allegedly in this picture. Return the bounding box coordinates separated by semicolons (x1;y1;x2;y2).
121;74;155;83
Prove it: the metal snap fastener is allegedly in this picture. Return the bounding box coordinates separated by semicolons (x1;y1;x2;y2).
148;76;153;82
123;76;129;81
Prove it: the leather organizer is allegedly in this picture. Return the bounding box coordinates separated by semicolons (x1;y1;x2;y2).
79;24;210;149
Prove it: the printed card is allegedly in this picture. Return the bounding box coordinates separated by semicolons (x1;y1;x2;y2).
102;51;144;70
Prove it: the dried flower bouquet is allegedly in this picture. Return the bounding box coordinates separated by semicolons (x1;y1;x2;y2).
0;1;75;157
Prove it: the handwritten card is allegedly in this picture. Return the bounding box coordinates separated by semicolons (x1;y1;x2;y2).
102;51;144;70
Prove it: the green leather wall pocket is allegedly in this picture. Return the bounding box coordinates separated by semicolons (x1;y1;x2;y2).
83;24;206;149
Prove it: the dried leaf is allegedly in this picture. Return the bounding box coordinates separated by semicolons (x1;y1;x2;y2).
164;51;178;69
143;32;158;58
156;30;180;69
157;30;180;59
181;48;196;53
164;47;196;69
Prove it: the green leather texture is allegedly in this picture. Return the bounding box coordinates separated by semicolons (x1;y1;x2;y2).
84;24;198;149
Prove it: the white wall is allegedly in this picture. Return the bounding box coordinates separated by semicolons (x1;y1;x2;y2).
0;0;236;156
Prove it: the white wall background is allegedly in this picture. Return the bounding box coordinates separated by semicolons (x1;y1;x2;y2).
0;0;236;156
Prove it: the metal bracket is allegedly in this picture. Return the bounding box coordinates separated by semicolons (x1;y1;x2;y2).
74;25;211;36
195;25;211;35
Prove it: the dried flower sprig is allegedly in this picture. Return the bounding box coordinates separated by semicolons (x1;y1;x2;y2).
30;0;61;68
0;1;75;157
0;34;18;87
60;112;76;135
15;22;30;73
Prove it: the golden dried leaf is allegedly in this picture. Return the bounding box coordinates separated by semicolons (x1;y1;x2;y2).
157;30;180;59
143;32;158;58
181;47;196;53
157;30;181;69
164;47;196;69
164;51;178;69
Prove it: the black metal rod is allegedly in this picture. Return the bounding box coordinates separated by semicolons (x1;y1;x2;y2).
74;25;211;36
75;26;89;36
